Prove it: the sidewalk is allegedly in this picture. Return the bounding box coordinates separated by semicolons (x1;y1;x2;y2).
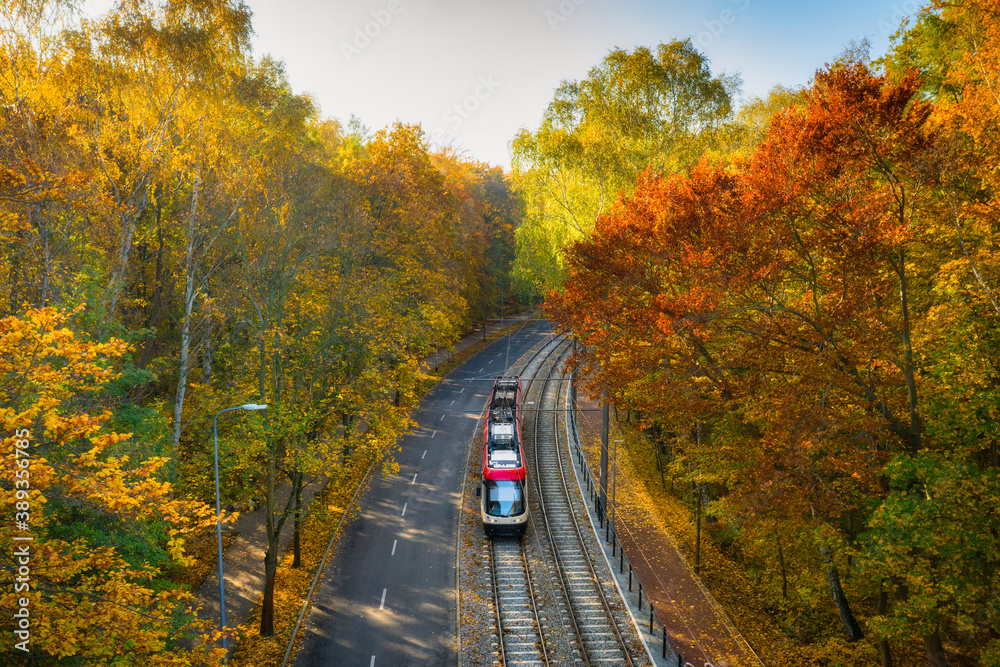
191;311;537;655
194;478;326;649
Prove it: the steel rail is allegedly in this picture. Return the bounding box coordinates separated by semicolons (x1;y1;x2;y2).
523;339;595;666
485;330;563;666
488;536;508;666
521;337;591;665
533;340;637;667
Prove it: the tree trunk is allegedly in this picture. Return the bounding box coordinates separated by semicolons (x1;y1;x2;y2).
138;199;167;370
694;483;702;574
950;200;1000;318
654;446;667;490
924;629;946;667
877;583;892;667
845;511;856;577
171;284;195;449
775;530;788;600
261;436;277;637
171;303;192;450
171;253;196;447
171;174;201;450
201;323;215;384
819;540;864;641
8;229;24;314
260;392;279;638
292;475;303;568
342;412;354;461
105;182;150;325
896;246;921;454
259;445;296;636
600;392;609;516
260;546;277;636
38;210;50;308
886;581;946;665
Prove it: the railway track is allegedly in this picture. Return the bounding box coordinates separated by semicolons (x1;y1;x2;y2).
526;339;641;666
489;537;548;666
480;332;648;667
486;333;563;666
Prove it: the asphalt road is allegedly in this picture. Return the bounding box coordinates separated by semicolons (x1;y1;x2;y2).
294;320;553;667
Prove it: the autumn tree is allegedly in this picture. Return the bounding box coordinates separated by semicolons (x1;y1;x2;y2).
550;58;1000;663
0;0;106;316
512;40;739;292
0;308;224;664
1;0;525;655
230;67;330;635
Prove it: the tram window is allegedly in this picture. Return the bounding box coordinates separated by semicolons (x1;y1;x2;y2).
483;480;525;517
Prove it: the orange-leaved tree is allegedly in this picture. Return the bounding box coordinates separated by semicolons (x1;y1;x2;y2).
550;59;966;663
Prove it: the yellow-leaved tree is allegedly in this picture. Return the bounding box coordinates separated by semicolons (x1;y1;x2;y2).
0;308;225;665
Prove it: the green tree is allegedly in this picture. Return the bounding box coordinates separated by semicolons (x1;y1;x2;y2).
511;39;739;292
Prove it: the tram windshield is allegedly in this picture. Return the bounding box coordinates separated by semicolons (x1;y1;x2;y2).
483;479;525;517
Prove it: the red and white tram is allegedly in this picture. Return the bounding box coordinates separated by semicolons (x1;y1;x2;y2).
479;377;528;537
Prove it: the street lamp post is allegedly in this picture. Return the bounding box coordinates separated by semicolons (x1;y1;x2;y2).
213;403;267;657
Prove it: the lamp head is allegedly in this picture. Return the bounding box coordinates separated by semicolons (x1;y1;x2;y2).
241;403;267;410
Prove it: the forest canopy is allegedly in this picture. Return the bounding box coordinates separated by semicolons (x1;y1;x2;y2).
0;0;522;661
540;4;1000;665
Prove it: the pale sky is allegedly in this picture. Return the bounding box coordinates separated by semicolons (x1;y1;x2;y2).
85;0;923;169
